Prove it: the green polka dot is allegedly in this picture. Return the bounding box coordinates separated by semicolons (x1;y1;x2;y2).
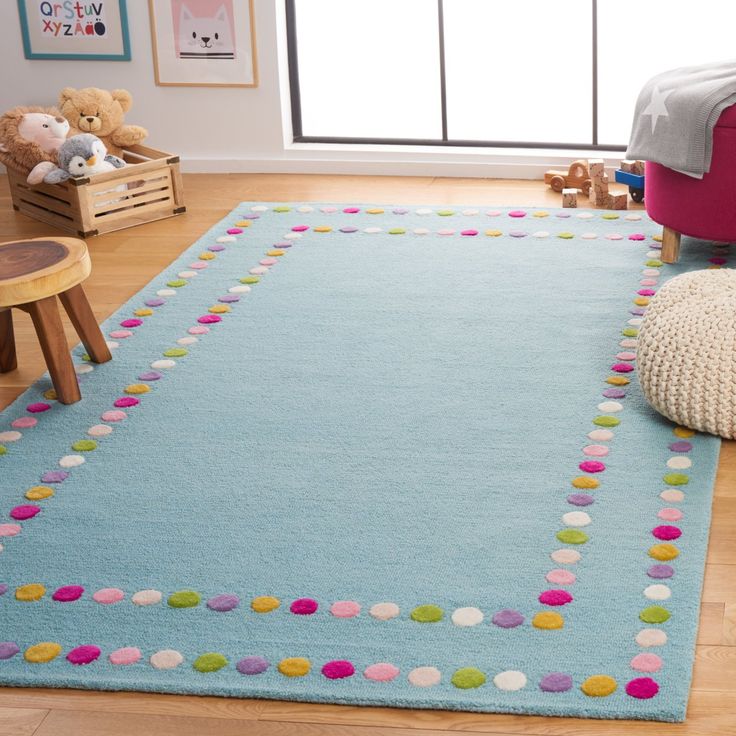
82;353;91;362
593;415;620;427
437;209;455;216
168;590;201;608
601;213;619;220
640;606;671;624
273;206;291;213
71;440;97;452
622;328;639;337
193;652;228;672
0;446;6;456
663;473;689;486
451;667;486;689
556;529;589;544
557;232;574;239
388;228;406;235
163;348;188;358
645;260;663;268
410;604;444;623
167;280;187;288
240;276;260;284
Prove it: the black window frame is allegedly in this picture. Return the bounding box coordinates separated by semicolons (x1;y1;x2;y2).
286;0;626;152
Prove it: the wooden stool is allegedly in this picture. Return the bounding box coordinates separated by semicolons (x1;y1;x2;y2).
0;237;111;404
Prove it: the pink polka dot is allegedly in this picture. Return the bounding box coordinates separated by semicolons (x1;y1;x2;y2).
52;585;84;602
709;256;727;265
630;653;662;673
12;417;37;429
26;402;51;413
461;229;478;236
227;228;243;234
611;363;634;373
290;598;318;615
538;589;573;606
292;225;310;231
0;524;22;537
637;289;656;297
437;229;455;236
628;233;646;241
658;508;683;522
652;525;681;540
260;258;277;266
114;397;139;408
67;645;101;665
579;460;605;473
109;330;133;339
322;660;355;679
101;410;126;422
189;261;208;270
198;314;221;324
120;319;143;328
640;279;658;286
606;233;623;240
343;208;360;214
582;445;609;457
93;587;125;604
109;647;142;665
364;663;400;682
10;505;40;521
616;352;636;361
486;210;501;217
626;677;659;699
188;325;209;335
330;600;361;618
509;210;527;218
545;569;576;585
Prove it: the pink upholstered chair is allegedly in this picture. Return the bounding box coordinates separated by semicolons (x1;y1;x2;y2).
646;104;736;263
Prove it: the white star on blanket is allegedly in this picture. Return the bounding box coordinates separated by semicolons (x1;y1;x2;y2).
642;86;674;134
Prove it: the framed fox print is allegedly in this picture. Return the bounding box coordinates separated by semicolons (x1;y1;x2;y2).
149;0;257;87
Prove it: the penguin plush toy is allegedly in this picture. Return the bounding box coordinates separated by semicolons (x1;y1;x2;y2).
44;133;125;183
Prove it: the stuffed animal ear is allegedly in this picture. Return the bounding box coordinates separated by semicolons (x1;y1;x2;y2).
111;89;132;112
44;167;70;184
59;87;77;106
105;154;126;169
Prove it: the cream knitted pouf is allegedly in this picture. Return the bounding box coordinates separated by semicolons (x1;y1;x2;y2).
638;269;736;439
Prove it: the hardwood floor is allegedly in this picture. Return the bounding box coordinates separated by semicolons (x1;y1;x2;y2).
0;173;734;736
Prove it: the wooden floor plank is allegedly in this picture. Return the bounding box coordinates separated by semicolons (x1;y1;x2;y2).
0;706;48;736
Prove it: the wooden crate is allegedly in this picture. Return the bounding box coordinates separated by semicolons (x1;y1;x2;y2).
7;145;186;237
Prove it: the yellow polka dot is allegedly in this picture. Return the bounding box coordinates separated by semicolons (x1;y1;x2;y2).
606;376;630;386
25;486;54;501
124;384;150;395
652;234;663;242
314;226;332;233
367;208;384;214
134;308;153;317
708;264;722;269
199;252;216;260
43;389;57;401
235;220;251;227
16;584;46;602
266;250;285;257
25;642;62;663
674;426;695;438
485;229;502;237
571;476;599;490
533;211;549;218
532;612;564;629
208;305;231;314
251;595;281;613
278;657;311;677
581;675;617;697
649;543;679;561
633;297;650;306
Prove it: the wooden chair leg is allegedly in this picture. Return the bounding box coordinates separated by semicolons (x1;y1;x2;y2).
58;284;112;364
26;296;81;405
661;226;681;264
0;309;17;373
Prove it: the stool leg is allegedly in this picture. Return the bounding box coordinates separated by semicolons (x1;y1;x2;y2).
58;284;112;364
0;309;17;373
661;226;681;264
27;296;81;405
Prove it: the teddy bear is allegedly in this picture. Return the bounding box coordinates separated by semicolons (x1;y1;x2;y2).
0;106;70;176
58;87;147;158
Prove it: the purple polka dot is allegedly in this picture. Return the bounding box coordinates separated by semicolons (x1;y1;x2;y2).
10;505;40;520
567;493;594;506
602;388;626;399
290;598;318;615
120;319;143;328
650;242;662;250
53;585;84;602
492;609;524;628
322;660;355;679
509;230;528;238
138;371;163;382
274;242;291;248
392;208;408;215
669;441;693;453
556;212;571;218
198;314;222;324
647;564;674;579
208;244;226;252
67;645;101;665
538;589;573;606
42;471;68;483
207;594;240;612
0;584;7;596
540;672;573;692
218;294;240;303
237;656;269;675
227;228;243;235
26;402;51;413
630;307;646;316
241;214;259;220
0;642;20;660
145;298;165;307
114;397;139;408
340;226;358;233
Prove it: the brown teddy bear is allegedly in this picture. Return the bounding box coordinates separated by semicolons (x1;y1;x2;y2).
59;87;147;158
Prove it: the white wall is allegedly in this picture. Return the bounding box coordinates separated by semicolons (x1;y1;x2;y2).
0;1;621;178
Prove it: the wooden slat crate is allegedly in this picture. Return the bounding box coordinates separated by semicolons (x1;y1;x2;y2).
7;145;186;237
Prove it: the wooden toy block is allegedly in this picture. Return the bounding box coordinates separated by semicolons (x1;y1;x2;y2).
562;188;578;208
631;160;645;176
611;192;628;210
620;159;635;173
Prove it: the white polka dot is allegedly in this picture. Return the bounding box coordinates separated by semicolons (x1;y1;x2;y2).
177;336;198;346
493;670;527;691
598;401;623;413
451;607;484;627
437;229;455;236
320;206;337;213
551;548;581;564
562;511;591;527
581;232;598;239
636;628;667;647
157;289;177;297
0;431;22;443
408;666;441;687
620;338;638;348
413;228;430;235
533;231;550;238
132;589;162;606
660;489;685;503
644;584;671;600
178;271;197;279
106;341;120;350
87;425;113;438
150;649;184;669
625;214;642;221
75;364;93;374
577;212;594;219
59;454;85;468
642;269;660;276
667;456;692;470
216;236;236;243
369;602;400;620
0;543;3;553
415;208;433;215
228;285;251;294
250;205;268;212
646;251;660;258
364;227;382;234
250;266;268;275
628;317;643;326
297;205;314;213
462;208;479;216
588;429;614;442
151;359;176;370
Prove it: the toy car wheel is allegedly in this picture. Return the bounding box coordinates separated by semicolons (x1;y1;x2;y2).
629;187;644;203
550;175;565;192
581;179;592;196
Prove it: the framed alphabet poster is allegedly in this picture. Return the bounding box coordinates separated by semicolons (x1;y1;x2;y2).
149;0;258;87
17;0;131;60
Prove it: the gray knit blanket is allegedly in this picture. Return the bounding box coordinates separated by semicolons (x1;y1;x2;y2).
626;60;736;178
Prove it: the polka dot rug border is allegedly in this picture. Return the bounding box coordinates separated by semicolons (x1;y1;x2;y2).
0;204;721;722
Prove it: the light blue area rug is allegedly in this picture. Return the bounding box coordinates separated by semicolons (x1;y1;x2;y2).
0;204;722;721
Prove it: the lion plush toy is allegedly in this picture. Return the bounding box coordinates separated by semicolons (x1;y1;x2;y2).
58;87;147;158
0;106;69;177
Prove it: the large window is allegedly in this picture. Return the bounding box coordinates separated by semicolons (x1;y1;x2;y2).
287;0;735;150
